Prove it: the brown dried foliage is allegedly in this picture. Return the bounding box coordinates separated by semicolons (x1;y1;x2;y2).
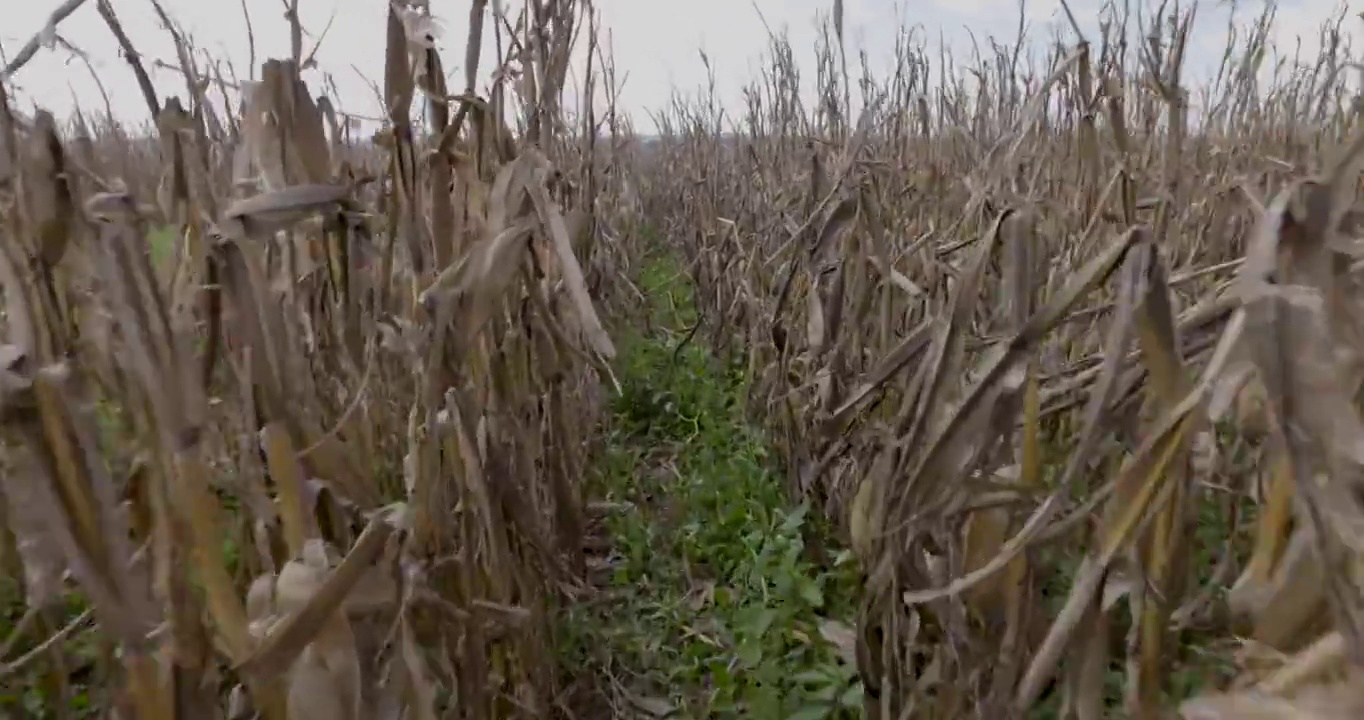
635;2;1364;719
13;0;1364;717
0;0;630;717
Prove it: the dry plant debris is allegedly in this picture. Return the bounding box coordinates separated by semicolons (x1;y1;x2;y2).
633;2;1364;719
3;0;1364;719
0;0;622;717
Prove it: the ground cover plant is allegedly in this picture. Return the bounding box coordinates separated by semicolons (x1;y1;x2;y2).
1;0;1364;718
558;249;863;718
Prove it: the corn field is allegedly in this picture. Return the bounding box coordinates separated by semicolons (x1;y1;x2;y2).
0;0;1361;717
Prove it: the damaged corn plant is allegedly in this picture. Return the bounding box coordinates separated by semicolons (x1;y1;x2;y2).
0;0;625;716
635;1;1364;718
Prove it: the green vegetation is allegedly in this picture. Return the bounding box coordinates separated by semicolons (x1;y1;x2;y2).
560;252;863;719
147;225;177;274
0;584;100;718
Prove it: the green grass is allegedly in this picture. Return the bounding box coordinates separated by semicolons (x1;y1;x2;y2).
0;582;102;718
559;250;864;719
147;225;177;275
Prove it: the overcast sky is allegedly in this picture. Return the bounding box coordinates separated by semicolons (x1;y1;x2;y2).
2;0;1359;134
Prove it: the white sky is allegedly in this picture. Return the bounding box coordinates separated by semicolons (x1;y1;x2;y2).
2;0;1360;134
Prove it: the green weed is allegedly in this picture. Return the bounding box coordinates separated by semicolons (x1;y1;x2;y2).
561;252;864;719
